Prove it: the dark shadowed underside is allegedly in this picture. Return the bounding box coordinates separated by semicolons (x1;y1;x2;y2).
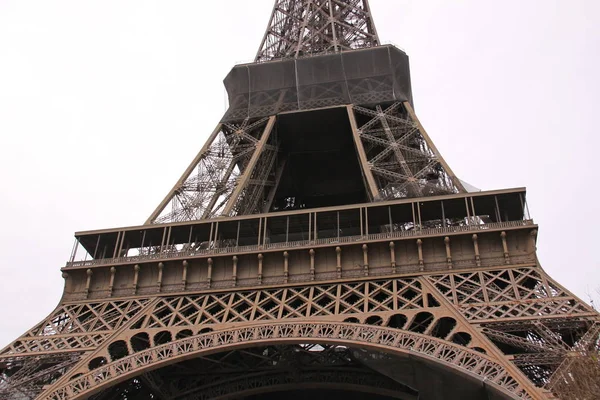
89;345;513;400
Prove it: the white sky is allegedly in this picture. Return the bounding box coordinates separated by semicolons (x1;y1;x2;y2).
0;0;599;348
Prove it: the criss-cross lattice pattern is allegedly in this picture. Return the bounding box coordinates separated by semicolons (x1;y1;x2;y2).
0;354;82;399
3;267;598;399
427;268;595;322
148;117;278;223
132;278;427;331
1;299;150;357
256;0;380;62
352;102;465;200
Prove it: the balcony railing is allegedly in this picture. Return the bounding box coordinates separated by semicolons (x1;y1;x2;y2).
65;220;534;269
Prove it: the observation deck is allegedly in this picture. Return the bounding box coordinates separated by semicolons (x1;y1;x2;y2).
62;188;538;301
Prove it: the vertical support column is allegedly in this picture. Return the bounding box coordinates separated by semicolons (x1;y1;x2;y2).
70;239;79;263
495;196;502;222
208;222;214;248
359;207;364;237
309;249;315;281
133;265;140;294
522;193;532;220
157;262;164;292
85;269;93;298
108;267;116;297
159;227;167;252
182;260;188;290
417;239;424;271
362;244;369;277
258;254;264;284
501;231;511;264
472;234;481;266
112;231;121;259
336;247;342;279
444;237;453;269
165;227;172;252
232;256;238;287
464;198;471;225
441;201;446;228
263;217;269;247
140;231;147;255
363;282;369;313
207;258;213;288
187;227;193;248
347;105;380;201
257;218;263;247
392;279;398;311
116;231;126;258
92;235;101;259
389;242;396;273
283;251;289;283
213;222;219;249
223;116;277;216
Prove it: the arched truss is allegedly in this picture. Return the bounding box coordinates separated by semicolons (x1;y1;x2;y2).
40;322;530;400
91;348;420;400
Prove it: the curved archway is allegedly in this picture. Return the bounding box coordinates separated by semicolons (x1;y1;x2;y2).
41;321;528;400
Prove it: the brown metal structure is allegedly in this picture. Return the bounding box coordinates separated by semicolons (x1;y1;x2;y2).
1;1;597;399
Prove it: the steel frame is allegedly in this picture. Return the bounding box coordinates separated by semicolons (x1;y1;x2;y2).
1;1;598;399
256;0;380;62
2;262;597;399
146;117;277;224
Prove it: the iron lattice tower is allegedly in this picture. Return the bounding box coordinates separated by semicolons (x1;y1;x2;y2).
1;1;597;399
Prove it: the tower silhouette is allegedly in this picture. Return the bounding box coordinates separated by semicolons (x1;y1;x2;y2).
1;1;597;399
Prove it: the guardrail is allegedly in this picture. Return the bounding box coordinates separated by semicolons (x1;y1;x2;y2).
66;220;534;269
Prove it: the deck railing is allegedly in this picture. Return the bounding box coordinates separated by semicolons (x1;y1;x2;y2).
66;219;534;269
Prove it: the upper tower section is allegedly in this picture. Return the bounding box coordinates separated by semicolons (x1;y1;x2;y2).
256;0;380;62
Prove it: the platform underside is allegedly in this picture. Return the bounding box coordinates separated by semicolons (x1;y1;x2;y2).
89;344;512;400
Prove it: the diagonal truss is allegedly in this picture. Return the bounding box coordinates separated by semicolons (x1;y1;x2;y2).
256;0;380;62
349;102;466;200
4;265;596;399
147;117;278;224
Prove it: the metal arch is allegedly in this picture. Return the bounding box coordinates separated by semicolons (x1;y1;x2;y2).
40;321;532;400
85;344;419;400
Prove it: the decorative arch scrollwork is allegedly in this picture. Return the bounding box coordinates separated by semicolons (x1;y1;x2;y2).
41;322;530;400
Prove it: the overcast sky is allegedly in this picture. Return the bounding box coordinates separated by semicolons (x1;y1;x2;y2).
1;0;599;348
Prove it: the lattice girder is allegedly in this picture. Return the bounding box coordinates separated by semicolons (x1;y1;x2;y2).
350;102;466;200
147;117;278;224
256;0;380;62
3;264;597;399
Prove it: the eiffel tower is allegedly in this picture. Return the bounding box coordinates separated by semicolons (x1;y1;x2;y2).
1;1;598;399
